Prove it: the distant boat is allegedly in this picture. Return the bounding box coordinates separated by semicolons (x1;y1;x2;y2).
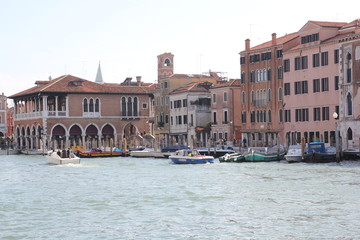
342;148;360;160
169;149;214;164
302;142;336;163
130;148;164;158
219;152;244;162
46;151;80;165
77;147;129;158
197;147;235;158
243;146;286;162
161;144;190;158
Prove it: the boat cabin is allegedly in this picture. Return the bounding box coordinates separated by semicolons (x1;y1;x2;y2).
308;142;326;153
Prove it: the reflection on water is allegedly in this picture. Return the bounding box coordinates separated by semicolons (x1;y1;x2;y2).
1;155;360;239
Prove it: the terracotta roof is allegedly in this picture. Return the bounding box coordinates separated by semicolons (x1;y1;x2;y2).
169;81;212;95
212;79;241;88
309;20;347;28
9;74;155;98
245;32;299;52
341;19;360;30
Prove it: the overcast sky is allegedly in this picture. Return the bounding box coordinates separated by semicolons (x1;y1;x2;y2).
1;0;359;97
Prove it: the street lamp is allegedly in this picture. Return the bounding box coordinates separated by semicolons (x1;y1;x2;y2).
332;112;340;162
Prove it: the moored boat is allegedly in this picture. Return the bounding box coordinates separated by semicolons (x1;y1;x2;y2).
169;149;214;164
77;147;129;158
285;145;304;163
219;152;245;162
243;146;286;162
197;147;235;158
302;142;336;163
342;148;360;160
46;151;81;165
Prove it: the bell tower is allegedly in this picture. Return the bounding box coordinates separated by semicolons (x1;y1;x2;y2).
157;52;174;81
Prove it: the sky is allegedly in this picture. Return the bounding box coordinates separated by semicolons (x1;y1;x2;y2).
1;0;360;99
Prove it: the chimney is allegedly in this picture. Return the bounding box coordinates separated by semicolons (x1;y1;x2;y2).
272;33;277;45
245;39;250;51
136;76;142;86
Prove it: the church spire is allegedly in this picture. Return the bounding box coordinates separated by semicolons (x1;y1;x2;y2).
95;62;104;83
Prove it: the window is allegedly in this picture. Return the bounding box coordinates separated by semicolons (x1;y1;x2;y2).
285;110;291;122
301;56;308;69
165;115;169;124
213;133;217;141
314;107;321;121
223;92;228;102
133;97;138;116
334;49;339;64
89;99;94;112
212;94;216;103
251;91;255;104
127;97;132;116
301;33;319;44
223;111;228;124
95;99;99;112
213;112;217;124
267;68;272;81
183;115;187;124
321;52;328;66
279;109;283;122
241;72;246;84
295;82;301;95
278;88;283;101
302;81;308;94
277;49;283;58
268;110;272;123
277;66;283;80
347;128;353;141
142;103;148;109
284;59;290;72
242;111;247;123
121;97;126;116
313;79;320;93
347;93;353;116
322;107;329;121
347;68;352;83
250;71;255;83
183;99;187;107
313;53;320;67
83;98;88;112
240;56;246;65
334;76;339;90
302;108;309;121
250;111;255;123
284;83;290;96
242;92;246;104
164;82;168;88
170;116;173;125
321;78;329;92
268;89;272;102
295;109;301;122
295;57;301;70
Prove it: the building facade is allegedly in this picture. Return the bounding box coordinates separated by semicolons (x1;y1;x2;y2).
154;52;221;148
9;74;156;151
0;93;8;149
169;81;213;148
239;33;298;147
210;79;241;146
338;19;360;151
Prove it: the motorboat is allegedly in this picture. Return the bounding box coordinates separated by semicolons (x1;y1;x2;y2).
285;145;304;163
219;152;244;162
302;142;337;163
169;149;214;164
161;144;190;158
46;151;81;165
130;148;164;158
342;148;360;160
197;147;235;158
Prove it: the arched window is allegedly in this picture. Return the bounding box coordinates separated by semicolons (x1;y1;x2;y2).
89;99;94;112
347;128;353;140
347;93;352;116
346;53;352;83
164;58;171;66
127;97;133;116
95;99;99;112
278;88;283;101
133;97;138;116
83;98;88;112
121;97;126;116
242;91;246;104
251;91;254;104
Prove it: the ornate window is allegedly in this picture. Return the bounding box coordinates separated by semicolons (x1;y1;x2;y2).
83;98;88;112
347;93;353;116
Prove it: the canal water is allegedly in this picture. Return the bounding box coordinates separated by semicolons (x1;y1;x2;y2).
1;155;360;240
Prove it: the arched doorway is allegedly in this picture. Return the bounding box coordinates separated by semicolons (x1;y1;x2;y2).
101;124;115;150
52;125;66;149
123;123;142;148
69;124;83;148
85;124;99;149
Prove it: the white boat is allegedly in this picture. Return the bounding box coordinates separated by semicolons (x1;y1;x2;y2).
46;151;81;165
285;145;304;163
130;148;164;158
169;149;214;164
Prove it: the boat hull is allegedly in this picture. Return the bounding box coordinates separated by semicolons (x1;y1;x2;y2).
197;149;235;158
77;150;129;158
169;156;214;164
243;150;286;162
219;153;245;162
302;152;337;163
46;153;80;165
